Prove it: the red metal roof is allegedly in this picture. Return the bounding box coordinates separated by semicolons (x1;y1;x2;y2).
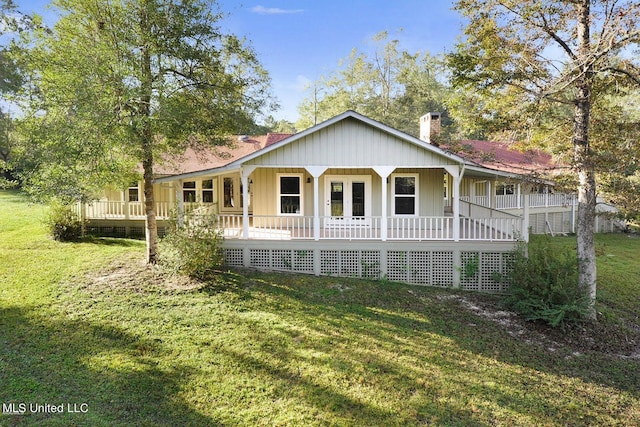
450;140;561;176
153;133;293;176
151;130;558;179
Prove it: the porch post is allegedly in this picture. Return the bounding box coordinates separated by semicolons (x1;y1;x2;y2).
313;176;320;240
123;190;130;221
445;165;465;242
373;167;394;242
176;180;184;227
306;167;328;241
305;166;327;242
571;194;577;234
522;193;530;242
240;167;256;240
517;184;522;209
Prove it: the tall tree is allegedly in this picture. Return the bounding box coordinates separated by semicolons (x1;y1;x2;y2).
17;0;273;263
0;0;32;186
448;0;640;319
297;31;450;136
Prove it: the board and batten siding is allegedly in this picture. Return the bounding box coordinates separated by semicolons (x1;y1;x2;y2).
243;117;459;168
248;167;446;217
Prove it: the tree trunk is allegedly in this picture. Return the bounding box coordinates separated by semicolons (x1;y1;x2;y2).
143;149;158;264
140;4;158;264
574;0;597;320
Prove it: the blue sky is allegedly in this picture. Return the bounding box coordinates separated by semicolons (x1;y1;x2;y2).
14;1;466;122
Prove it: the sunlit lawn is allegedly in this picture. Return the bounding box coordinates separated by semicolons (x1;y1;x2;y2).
1;190;638;426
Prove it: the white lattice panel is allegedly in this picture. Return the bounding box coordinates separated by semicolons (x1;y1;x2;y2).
387;251;409;282
460;251;480;291
223;249;244;267
409;251;431;285
292;250;314;273
480;252;504;292
431;251;453;286
340;251;360;277
361;250;381;279
249;249;271;268
272;249;292;271
320;250;340;275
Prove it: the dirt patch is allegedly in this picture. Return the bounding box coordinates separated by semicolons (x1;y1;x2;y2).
440;293;640;359
75;255;206;294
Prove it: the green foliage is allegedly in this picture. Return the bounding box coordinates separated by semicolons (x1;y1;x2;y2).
296;31;452;137
43;199;84;242
159;209;224;280
503;237;590;327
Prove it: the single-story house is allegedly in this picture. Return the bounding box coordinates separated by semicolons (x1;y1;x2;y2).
78;110;621;291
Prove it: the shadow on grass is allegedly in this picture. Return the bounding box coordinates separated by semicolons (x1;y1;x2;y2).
77;236;145;247
0;305;217;426
205;269;640;425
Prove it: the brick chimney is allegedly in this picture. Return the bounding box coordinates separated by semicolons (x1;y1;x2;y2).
420;112;441;144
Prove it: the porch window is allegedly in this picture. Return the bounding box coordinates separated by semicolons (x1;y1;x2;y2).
496;183;515;195
202;179;214;203
128;182;139;202
183;181;196;202
277;174;303;215
392;174;418;215
222;176;243;209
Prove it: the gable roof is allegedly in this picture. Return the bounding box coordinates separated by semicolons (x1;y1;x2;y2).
218;110;469;169
153;111;556;183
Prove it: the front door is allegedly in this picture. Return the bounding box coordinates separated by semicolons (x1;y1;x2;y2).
325;175;371;225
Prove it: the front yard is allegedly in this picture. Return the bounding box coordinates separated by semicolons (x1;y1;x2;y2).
1;190;638;426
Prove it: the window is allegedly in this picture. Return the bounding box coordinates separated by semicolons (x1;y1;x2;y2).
223;177;234;207
128;182;139;202
183;181;196;202
222;175;243;209
392;174;418;215
202;179;214;203
278;174;303;215
496;183;515;195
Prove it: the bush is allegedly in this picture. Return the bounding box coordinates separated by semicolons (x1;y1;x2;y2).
44;200;84;242
159;210;224;280
503;236;591;327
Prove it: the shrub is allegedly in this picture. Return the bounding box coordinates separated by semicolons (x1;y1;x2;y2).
159;209;224;280
503;236;591;327
44;200;84;242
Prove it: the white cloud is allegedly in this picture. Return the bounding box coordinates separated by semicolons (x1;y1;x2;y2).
251;5;304;15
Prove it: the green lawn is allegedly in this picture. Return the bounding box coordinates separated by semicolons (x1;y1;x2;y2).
1;189;638;426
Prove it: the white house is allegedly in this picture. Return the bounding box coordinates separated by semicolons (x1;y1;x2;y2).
79;111;621;291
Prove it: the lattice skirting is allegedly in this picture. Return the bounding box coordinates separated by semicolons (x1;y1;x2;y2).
223;247;513;293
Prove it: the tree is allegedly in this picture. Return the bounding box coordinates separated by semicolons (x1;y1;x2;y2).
296;31;450;136
0;0;33;187
448;0;640;319
17;0;273;263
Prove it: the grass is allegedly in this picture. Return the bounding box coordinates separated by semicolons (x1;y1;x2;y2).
1;189;638;426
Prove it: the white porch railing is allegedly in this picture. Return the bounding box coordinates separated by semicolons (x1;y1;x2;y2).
460;217;522;241
216;215;522;242
387;217;453;240
528;193;576;208
81;201;173;220
462;193;577;210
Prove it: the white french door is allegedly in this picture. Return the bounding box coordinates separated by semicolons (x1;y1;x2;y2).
324;175;371;225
